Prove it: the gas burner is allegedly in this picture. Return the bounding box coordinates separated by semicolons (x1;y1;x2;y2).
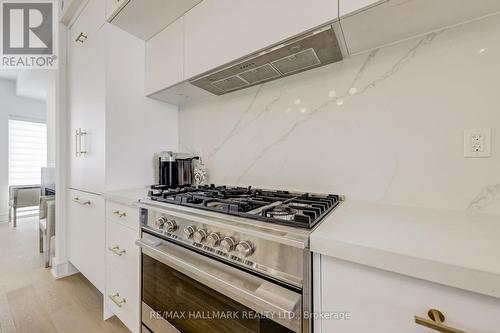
147;184;341;229
265;206;298;221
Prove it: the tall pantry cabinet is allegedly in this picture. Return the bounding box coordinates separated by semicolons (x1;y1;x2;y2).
66;0;178;293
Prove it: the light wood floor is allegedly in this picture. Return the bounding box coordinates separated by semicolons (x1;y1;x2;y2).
0;217;129;333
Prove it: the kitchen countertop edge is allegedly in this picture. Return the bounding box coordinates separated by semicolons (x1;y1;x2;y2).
310;200;500;299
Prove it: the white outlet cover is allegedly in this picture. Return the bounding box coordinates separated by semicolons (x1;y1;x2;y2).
464;128;492;158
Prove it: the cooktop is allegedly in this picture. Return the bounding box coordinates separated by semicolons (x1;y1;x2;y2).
148;184;341;229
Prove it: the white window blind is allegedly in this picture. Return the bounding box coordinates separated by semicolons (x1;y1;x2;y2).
8;119;47;186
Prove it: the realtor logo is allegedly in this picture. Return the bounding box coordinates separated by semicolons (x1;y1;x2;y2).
1;0;58;69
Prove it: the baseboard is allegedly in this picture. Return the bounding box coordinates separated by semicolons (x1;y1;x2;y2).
0;213;8;223
51;258;79;279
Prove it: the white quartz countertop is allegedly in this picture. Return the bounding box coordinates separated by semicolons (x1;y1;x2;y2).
310;200;500;298
103;187;150;206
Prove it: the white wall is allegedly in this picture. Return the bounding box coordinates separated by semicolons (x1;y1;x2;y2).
179;13;500;215
0;79;46;221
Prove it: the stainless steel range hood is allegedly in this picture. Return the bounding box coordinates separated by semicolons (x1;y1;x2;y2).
190;25;344;95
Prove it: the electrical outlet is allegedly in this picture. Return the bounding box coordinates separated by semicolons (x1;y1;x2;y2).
464;128;492;157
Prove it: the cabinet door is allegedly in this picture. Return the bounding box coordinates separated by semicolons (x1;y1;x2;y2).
184;0;339;79
145;17;184;95
339;0;500;54
68;0;106;194
105;0;130;21
67;189;105;293
105;219;140;333
317;256;500;333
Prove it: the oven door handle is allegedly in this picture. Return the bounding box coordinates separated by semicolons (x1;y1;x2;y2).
136;237;302;333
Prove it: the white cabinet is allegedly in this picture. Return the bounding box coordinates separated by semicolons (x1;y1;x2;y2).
68;1;179;195
184;0;339;78
105;201;140;231
339;0;500;54
68;0;106;194
105;201;140;333
315;255;500;333
107;0;201;40
145;17;184;95
105;0;129;21
67;189;105;293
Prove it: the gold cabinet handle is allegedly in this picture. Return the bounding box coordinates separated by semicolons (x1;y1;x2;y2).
108;293;126;308
113;210;127;218
75;32;88;43
73;197;91;205
108;245;126;256
415;309;468;333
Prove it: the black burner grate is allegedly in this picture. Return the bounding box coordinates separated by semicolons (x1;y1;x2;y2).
148;184;340;229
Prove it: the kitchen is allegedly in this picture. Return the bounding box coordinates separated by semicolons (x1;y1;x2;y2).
0;0;499;332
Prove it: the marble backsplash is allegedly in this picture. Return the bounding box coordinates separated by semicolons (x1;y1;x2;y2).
179;14;500;214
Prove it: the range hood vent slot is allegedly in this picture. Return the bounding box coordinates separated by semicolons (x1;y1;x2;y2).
190;25;343;95
239;64;281;84
271;48;320;75
212;75;248;92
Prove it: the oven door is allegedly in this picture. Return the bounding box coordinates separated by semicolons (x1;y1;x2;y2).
136;233;302;333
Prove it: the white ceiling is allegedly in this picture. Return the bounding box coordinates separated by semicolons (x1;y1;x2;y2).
0;69;19;81
0;69;54;101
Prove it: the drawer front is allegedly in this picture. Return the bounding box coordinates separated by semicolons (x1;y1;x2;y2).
106;201;139;230
106;219;139;275
106;262;140;333
67;189;105;293
318;256;500;333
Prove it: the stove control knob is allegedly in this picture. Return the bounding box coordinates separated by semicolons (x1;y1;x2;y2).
183;225;196;239
193;229;208;243
155;216;168;229
207;233;221;247
165;219;178;232
236;241;254;257
220;237;236;253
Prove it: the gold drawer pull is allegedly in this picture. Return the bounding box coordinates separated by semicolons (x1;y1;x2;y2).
113;210;127;218
73;197;91;205
415;309;468;333
108;245;126;256
108;293;126;308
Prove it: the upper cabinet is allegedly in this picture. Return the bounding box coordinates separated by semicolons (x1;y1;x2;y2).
145;17;184;96
107;0;201;40
339;0;500;54
183;0;339;79
105;0;130;21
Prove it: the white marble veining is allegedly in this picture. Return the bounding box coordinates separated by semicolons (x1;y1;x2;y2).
180;14;500;214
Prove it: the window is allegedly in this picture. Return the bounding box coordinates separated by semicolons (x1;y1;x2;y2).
8;119;47;186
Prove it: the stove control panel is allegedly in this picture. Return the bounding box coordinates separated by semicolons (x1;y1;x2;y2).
140;206;305;288
146;210;258;260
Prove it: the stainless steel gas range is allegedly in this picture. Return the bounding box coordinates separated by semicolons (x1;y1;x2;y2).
136;185;341;333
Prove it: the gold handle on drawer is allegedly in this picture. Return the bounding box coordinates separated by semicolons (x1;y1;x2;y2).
108;245;126;256
113;210;127;218
73;197;91;205
108;293;126;308
415;309;468;333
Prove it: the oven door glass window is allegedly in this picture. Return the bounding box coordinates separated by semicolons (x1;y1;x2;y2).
142;253;297;333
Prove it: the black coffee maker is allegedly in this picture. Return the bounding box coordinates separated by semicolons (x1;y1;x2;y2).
159;151;199;189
